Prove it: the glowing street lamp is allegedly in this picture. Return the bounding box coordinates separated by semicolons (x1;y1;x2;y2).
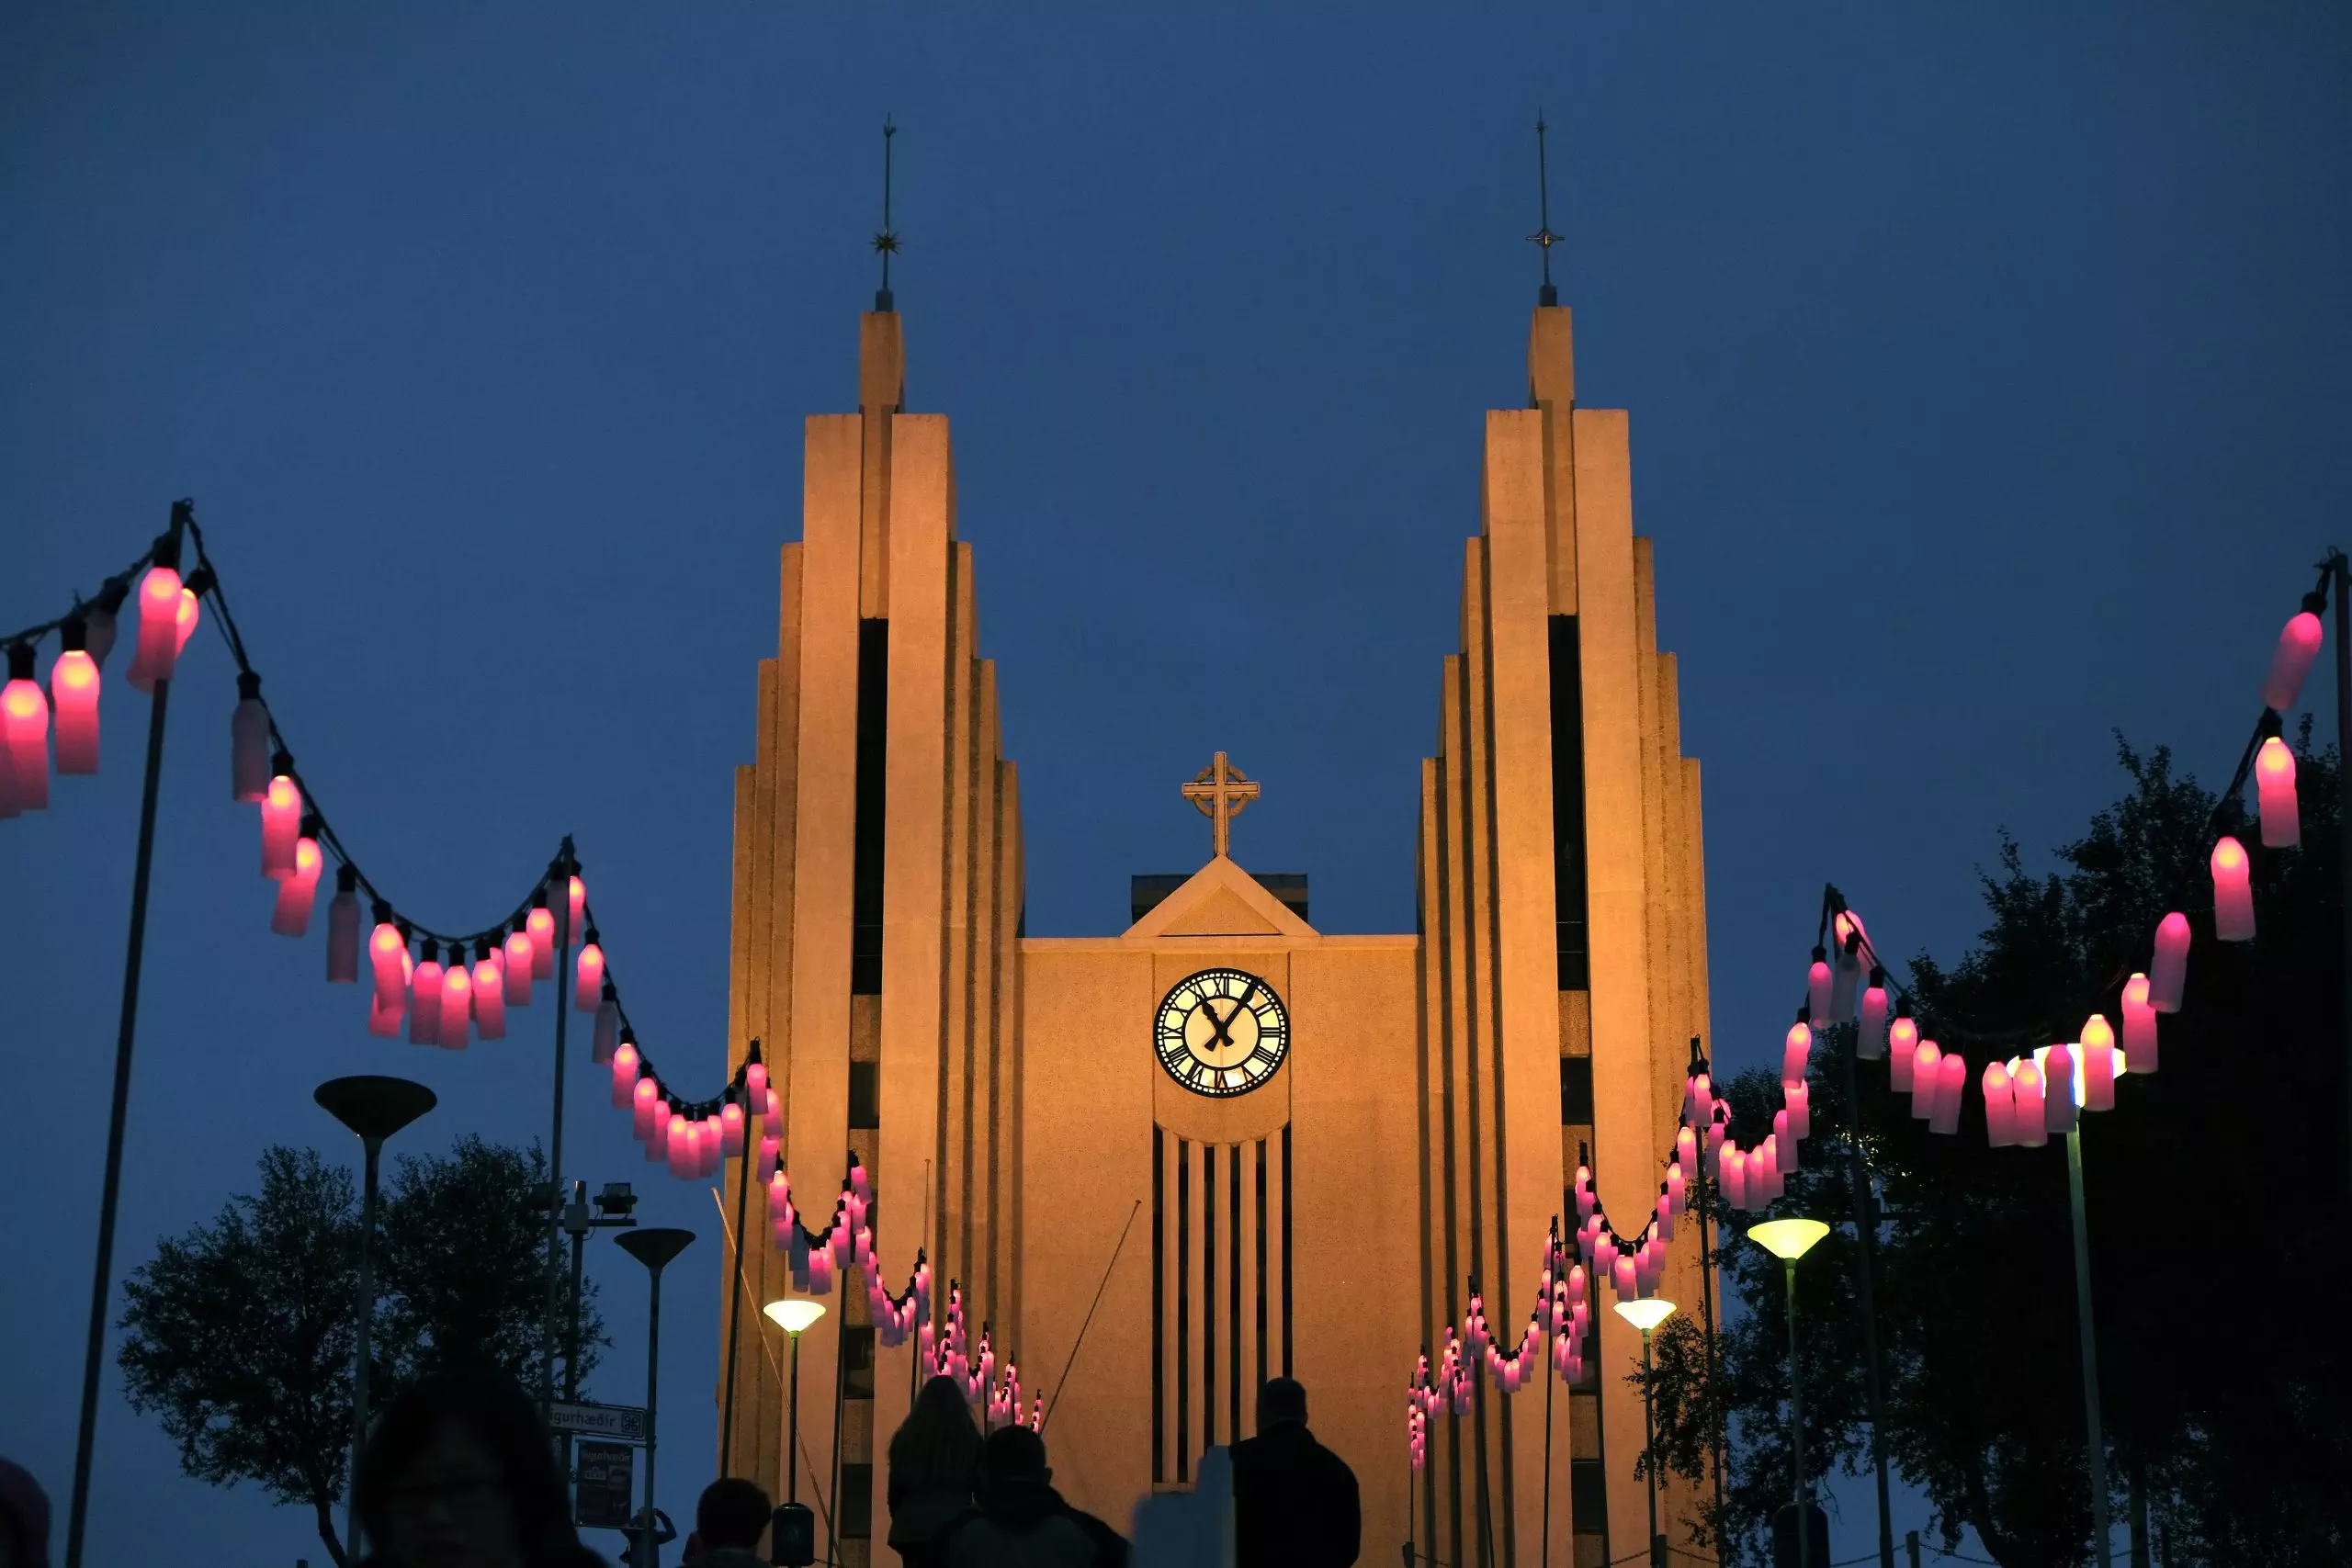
1614;1296;1679;1568
763;1298;828;1504
1751;1218;1830;1568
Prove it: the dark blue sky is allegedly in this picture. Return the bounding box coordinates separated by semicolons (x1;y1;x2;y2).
6;5;2347;1562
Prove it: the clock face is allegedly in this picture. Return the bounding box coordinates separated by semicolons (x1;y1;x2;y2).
1155;967;1289;1098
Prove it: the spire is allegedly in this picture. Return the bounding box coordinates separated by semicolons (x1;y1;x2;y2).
1527;113;1562;308
872;116;901;312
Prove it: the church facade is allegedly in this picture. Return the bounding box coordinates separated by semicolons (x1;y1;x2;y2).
716;301;1713;1568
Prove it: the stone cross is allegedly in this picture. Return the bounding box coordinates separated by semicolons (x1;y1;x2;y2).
1182;752;1260;861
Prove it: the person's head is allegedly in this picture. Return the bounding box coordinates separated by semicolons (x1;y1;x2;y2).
696;1477;772;1551
0;1458;51;1568
888;1374;982;1485
1258;1376;1308;1431
355;1367;578;1568
975;1425;1050;1496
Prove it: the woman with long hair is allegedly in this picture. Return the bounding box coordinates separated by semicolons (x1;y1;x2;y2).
354;1368;610;1568
885;1375;981;1567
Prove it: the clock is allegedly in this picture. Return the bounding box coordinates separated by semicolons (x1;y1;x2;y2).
1155;967;1289;1098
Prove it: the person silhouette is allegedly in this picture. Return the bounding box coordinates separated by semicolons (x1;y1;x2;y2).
1229;1378;1359;1568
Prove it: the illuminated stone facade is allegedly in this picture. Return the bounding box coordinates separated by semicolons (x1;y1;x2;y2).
717;303;1713;1567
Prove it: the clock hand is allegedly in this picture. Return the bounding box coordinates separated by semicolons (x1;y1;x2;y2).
1203;978;1259;1055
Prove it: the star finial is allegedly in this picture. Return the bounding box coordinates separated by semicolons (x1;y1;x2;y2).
1527;113;1562;308
873;115;900;311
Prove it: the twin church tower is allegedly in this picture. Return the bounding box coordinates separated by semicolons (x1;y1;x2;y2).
713;294;1713;1568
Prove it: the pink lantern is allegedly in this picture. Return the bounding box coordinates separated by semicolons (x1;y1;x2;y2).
1930;1051;1964;1135
2043;1044;2078;1134
2255;738;2300;848
765;1088;780;1122
1785;1081;1811;1143
721;1101;746;1156
473;949;507;1040
1982;1061;2017;1146
1685;1072;1712;1129
2211;838;2255;942
747;1061;769;1111
1858;979;1889;1059
1722;1146;1748;1209
1909;1041;1941;1119
124;565;183;691
409;945;444;1046
1;647;51;812
269;837;322;937
632;1078;659;1143
231;672;270;802
1772;1110;1793;1168
1889;1015;1918;1090
2080;1015;2116;1111
591;990;618;1064
569;874;587;939
647;1101;673;1164
50;635;100;775
2011;1062;2049;1147
502;930;535;1007
574;938;605;1010
261;773;301;879
1675;1126;1697;1178
1806;953;1832;1025
758;1135;780;1183
439;961;472;1050
369;921;407;1010
2121;974;2158;1074
326;869;360;982
526;904;557;977
1782;1021;1812;1088
611;1043;640;1107
2150;912;2190;1011
2262;609;2324;713
368;987;405;1038
666;1116;691;1178
1611;1256;1636;1301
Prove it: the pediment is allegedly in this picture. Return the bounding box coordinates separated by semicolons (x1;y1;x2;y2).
1122;857;1318;941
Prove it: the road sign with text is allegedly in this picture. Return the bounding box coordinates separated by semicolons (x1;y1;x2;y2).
546;1400;647;1443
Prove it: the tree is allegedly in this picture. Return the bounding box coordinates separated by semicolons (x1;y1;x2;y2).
1648;737;2351;1565
118;1136;609;1566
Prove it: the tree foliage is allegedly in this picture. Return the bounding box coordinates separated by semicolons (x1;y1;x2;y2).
1648;738;2352;1566
118;1135;609;1566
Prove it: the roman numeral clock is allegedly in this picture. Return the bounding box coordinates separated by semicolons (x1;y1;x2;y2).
1155;966;1290;1097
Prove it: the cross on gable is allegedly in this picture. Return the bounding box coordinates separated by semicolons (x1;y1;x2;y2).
1181;751;1261;862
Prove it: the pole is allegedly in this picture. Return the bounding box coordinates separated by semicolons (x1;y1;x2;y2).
541;845;576;1414
348;1136;383;1558
2066;1129;2113;1568
640;1260;663;1568
1785;1258;1808;1568
1690;1055;1727;1547
1641;1327;1660;1568
1541;1258;1555;1568
1837;1032;1896;1568
567;1187;588;1404
2332;553;2352;1211
63;675;172;1568
787;1332;803;1503
720;1106;755;1475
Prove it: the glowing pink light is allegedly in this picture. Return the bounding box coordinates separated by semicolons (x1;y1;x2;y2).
409;947;444;1046
2011;1062;2048;1147
666;1115;691;1178
1909;1041;1942;1119
1782;1021;1812;1088
1889;1017;1918;1091
438;961;471;1051
261;775;301;879
764;1088;780;1123
1858;982;1889;1059
526;907;556;978
569;874;586;940
50;646;99;775
2043;1044;2077;1134
2080;1015;2116;1111
2121;974;2158;1074
370;924;407;1011
2262;610;2324;714
1930;1051;1964;1135
721;1102;745;1156
2150;913;2190;1011
1;652;51;812
646;1100;673;1165
495;930;530;1007
1722;1146;1748;1210
633;1078;659;1143
611;1043;640;1107
230;673;270;802
2256;738;2300;848
758;1135;779;1184
1785;1081;1811;1143
269;838;323;937
472;953;506;1040
1806;958;1832;1025
2211;838;2255;942
1983;1061;2017;1146
125;566;183;691
591;992;618;1064
574;942;604;1011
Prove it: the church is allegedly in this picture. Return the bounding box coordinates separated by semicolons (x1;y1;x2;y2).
713;284;1713;1568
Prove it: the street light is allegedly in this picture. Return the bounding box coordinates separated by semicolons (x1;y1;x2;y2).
1614;1296;1678;1568
1751;1218;1830;1568
314;1075;437;1562
763;1299;826;1568
2031;1044;2115;1568
616;1227;694;1568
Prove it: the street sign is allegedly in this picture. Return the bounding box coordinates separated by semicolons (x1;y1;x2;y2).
574;1441;635;1529
546;1400;648;1442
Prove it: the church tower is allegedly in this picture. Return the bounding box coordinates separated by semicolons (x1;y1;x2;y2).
718;299;1713;1568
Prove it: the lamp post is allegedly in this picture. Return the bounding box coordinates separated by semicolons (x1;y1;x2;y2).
314;1075;438;1560
763;1298;827;1502
1751;1218;1830;1568
616;1227;694;1568
1614;1296;1678;1568
2035;1044;2114;1568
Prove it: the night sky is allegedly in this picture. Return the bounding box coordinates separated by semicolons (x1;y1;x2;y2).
5;5;2347;1563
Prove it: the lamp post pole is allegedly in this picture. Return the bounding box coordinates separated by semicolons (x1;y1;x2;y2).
1834;1018;1896;1568
314;1076;438;1561
1750;1218;1829;1568
2066;1129;2113;1568
617;1228;695;1568
1612;1297;1677;1568
2331;549;2352;1210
